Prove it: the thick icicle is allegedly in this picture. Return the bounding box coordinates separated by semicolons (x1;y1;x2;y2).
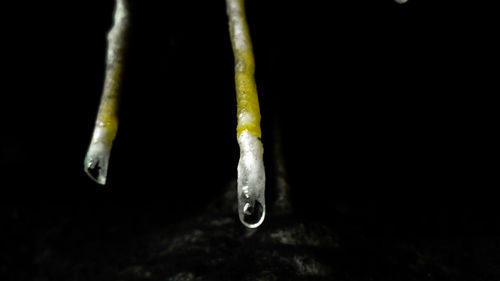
226;0;266;228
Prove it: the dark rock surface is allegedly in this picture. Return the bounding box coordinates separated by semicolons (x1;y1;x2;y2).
3;180;500;281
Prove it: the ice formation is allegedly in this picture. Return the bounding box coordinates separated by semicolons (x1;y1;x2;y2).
84;124;112;184
84;0;129;185
237;130;266;228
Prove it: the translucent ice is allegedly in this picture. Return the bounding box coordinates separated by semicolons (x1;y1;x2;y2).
84;0;128;185
237;130;265;228
84;126;112;185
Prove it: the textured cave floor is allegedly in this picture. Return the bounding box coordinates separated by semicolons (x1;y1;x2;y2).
2;181;500;281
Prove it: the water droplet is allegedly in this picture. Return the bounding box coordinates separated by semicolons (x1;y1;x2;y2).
241;200;264;227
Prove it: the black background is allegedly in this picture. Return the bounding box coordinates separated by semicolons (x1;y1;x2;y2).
1;0;497;279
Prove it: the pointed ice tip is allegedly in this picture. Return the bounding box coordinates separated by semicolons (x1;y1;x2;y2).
84;142;111;185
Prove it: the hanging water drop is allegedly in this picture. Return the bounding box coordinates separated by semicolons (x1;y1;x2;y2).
242;200;264;226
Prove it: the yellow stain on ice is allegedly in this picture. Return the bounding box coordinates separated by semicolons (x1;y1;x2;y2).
229;1;262;138
235;57;261;137
96;61;122;144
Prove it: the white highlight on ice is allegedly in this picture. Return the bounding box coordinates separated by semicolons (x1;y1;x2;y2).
238;112;256;129
237;130;266;228
107;0;129;64
394;0;408;4
226;0;250;51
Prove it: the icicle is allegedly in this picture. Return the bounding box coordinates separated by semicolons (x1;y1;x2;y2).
84;0;129;184
226;0;266;228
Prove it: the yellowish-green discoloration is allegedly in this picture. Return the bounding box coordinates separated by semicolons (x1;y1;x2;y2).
227;0;262;138
96;61;122;144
